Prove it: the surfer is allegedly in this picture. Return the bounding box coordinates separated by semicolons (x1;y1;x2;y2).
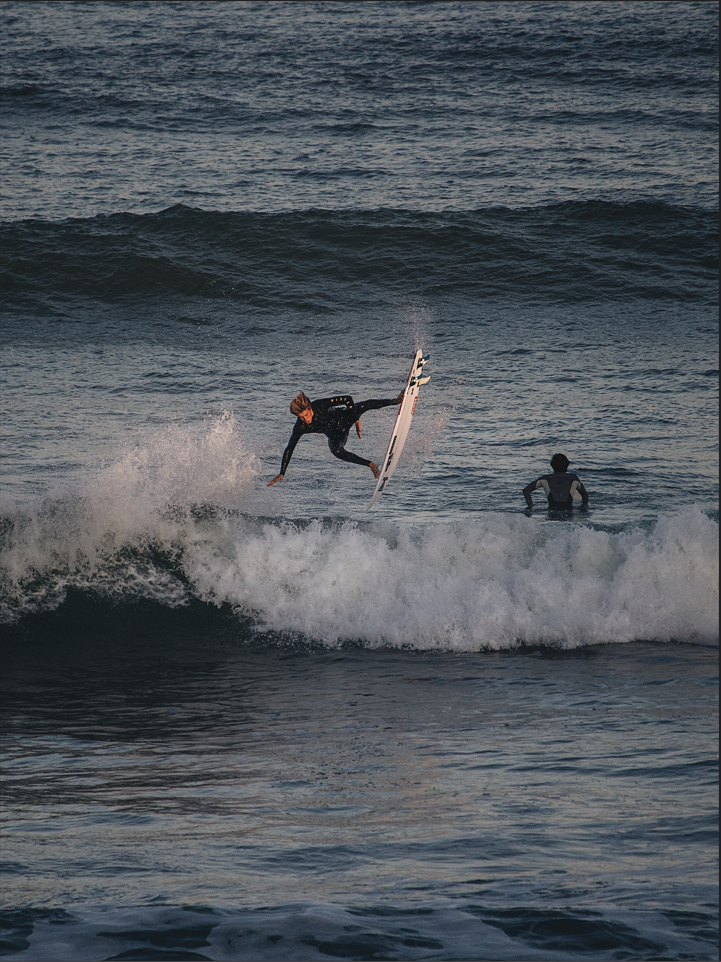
268;390;404;486
523;454;589;511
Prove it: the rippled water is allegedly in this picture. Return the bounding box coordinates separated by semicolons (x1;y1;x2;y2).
2;623;718;960
1;2;718;218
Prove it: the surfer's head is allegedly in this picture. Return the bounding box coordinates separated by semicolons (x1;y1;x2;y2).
291;392;313;423
550;453;570;473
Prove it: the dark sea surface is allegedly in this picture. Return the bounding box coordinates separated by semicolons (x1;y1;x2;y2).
0;3;718;960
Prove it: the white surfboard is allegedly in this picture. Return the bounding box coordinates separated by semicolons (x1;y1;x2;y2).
368;350;429;508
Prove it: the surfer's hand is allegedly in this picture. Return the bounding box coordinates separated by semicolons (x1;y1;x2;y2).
355;420;362;439
267;474;284;487
370;461;381;480
394;391;404;404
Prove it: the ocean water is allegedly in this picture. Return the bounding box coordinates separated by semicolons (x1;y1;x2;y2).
0;2;718;960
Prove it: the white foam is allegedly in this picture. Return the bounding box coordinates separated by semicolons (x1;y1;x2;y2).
185;508;719;648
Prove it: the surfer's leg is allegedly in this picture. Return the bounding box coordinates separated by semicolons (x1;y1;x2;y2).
352;397;400;419
328;435;372;468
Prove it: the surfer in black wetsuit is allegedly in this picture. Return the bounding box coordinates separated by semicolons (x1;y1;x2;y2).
267;389;404;486
523;454;589;511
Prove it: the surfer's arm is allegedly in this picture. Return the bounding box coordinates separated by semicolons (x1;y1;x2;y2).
268;423;303;485
576;479;589;504
523;479;541;508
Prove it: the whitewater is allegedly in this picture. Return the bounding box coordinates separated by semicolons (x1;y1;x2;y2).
1;413;716;648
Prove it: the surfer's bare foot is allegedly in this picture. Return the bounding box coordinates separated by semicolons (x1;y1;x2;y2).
370;461;381;479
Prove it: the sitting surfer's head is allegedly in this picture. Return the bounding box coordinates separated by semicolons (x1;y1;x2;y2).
550;453;570;473
291;391;313;423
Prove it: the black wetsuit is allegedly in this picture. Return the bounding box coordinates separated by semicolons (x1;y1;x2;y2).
523;471;589;510
280;395;398;476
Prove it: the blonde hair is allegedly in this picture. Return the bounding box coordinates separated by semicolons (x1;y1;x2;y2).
290;391;312;416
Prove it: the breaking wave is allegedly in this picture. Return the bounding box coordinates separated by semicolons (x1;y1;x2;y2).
1;418;717;648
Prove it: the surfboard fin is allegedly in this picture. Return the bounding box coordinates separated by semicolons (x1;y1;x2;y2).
417;375;430;386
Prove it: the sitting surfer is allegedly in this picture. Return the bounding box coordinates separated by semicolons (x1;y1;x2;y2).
523;453;589;511
268;389;404;486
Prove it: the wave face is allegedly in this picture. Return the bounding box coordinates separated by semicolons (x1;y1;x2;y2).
1;203;717;316
2;433;717;646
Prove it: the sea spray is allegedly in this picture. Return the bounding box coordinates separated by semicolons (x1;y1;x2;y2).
0;413;260;621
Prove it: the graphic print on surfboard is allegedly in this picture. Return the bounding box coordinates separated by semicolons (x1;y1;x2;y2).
368;349;430;508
